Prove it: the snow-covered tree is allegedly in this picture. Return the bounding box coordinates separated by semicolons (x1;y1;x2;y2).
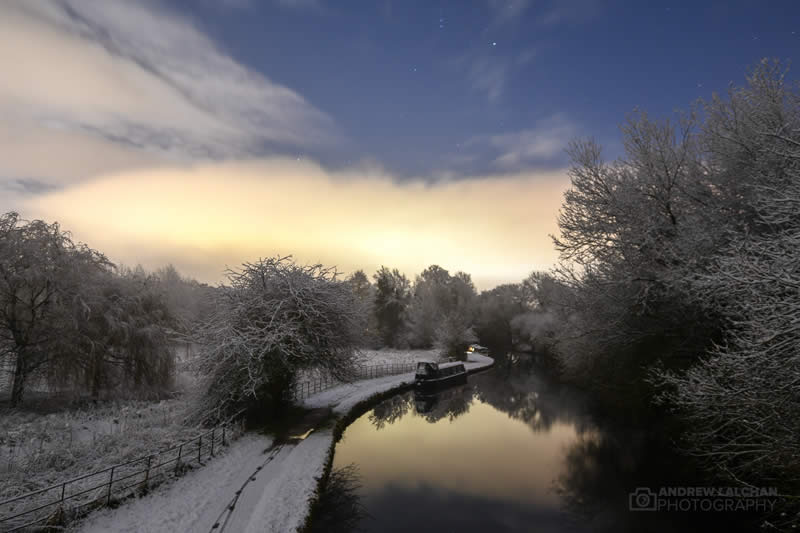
434;312;477;361
192;256;364;423
656;61;800;509
372;266;411;347
550;101;738;383
406;265;477;349
346;269;379;347
0;212;109;406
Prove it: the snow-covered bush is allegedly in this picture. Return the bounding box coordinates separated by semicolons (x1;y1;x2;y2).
192;256;364;423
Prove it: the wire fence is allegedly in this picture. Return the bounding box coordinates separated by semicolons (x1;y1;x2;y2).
2;361;421;531
0;412;246;532
292;361;418;401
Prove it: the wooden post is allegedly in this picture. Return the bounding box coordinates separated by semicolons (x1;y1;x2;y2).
211;428;215;457
107;467;115;505
176;444;183;471
144;455;152;488
61;482;66;506
198;436;203;463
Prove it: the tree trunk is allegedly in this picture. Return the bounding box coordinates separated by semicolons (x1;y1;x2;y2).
11;355;27;407
91;351;102;400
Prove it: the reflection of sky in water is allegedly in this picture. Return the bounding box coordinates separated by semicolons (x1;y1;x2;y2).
334;397;581;509
329;365;759;533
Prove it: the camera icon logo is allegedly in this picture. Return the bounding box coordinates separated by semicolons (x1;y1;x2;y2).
629;487;658;511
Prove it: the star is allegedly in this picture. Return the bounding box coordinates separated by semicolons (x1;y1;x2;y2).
492;41;497;46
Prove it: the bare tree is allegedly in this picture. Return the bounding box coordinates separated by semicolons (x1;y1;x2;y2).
192;256;364;423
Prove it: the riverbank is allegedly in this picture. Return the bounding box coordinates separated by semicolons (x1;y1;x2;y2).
78;353;493;532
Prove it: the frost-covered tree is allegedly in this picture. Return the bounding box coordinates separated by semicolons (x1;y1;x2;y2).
154;263;217;328
0;212;109;406
406;265;477;349
372;266;410;347
553;59;800;525
193;256;364;423
656;61;800;511
346;270;379;347
552;106;729;381
474;284;526;349
434;312;477;361
63;269;176;399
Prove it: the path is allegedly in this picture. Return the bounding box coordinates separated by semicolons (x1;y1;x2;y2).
79;354;493;533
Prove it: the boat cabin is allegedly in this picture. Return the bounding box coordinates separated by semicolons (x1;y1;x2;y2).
415;361;467;391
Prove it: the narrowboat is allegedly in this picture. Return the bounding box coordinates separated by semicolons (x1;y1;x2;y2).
466;344;489;355
415;361;467;392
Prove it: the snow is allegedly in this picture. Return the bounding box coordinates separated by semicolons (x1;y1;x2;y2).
354;348;442;366
79;433;275;533
222;430;332;533
77;352;493;533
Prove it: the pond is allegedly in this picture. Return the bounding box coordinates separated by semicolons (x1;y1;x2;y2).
329;353;758;532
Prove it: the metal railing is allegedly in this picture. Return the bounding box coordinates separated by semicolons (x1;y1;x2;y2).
2;360;421;531
0;413;245;532
292;361;417;401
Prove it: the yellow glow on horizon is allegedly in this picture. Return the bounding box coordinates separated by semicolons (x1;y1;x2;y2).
24;159;569;289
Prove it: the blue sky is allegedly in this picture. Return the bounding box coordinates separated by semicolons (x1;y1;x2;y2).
0;0;797;287
176;0;799;176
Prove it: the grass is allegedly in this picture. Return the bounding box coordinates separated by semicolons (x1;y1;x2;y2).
0;395;207;501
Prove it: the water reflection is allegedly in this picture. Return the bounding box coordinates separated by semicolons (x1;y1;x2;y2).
332;353;755;532
307;464;369;533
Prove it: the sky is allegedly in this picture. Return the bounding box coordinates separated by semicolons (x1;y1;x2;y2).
1;0;797;289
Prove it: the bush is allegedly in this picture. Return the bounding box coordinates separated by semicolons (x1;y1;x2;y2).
192;256;365;424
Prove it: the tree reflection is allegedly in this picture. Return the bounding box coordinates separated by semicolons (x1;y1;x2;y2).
366;353;596;434
472;354;594;434
552;428;754;532
413;384;474;423
367;384;477;429
368;393;413;430
308;464;369;533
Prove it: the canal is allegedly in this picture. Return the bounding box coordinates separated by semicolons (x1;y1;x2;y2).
327;353;758;532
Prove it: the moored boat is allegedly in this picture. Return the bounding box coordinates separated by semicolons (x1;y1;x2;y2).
466;343;489;355
415;361;467;392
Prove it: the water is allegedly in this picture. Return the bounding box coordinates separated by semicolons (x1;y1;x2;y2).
329;354;758;532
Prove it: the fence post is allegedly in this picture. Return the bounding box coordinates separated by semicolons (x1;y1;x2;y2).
60;482;66;507
176;444;183;471
211;428;215;457
107;467;115;505
198;436;203;463
144;455;152;489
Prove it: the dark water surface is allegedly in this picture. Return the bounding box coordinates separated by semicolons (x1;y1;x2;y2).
330;354;759;533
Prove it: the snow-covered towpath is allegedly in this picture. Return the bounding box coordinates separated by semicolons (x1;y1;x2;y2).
78;353;493;533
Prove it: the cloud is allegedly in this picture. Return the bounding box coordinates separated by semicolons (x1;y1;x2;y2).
0;1;338;169
467;56;510;103
457;45;538;103
535;0;600;26
22;160;569;290
487;0;533;26
274;0;323;9
470;114;578;169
